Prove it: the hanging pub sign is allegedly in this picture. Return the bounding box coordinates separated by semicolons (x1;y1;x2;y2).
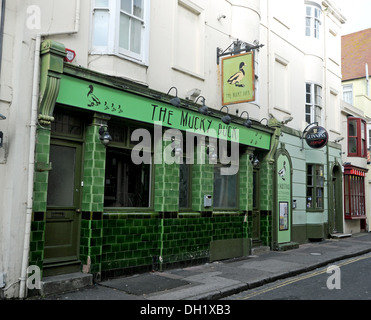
222;52;255;106
305;126;329;149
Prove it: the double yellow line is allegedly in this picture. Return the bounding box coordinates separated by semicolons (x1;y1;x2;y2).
238;253;371;300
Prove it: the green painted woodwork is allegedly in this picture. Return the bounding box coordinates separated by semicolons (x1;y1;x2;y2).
56;74;271;150
39;40;66;125
275;148;292;244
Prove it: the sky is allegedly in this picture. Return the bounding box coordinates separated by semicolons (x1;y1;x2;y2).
332;0;371;35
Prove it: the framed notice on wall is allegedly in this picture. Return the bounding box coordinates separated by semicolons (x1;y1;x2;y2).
279;202;289;231
222;52;255;105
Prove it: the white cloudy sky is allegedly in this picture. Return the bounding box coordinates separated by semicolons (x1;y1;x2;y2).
331;0;371;35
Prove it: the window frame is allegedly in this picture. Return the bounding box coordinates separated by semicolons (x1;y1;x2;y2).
306;164;325;212
305;83;322;125
103;120;154;211
179;157;192;211
213;162;240;211
347;117;367;158
343;84;353;105
91;0;150;65
305;4;322;39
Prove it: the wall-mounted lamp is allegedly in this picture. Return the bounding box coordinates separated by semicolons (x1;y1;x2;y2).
195;96;209;115
282;116;293;125
250;154;260;167
167;87;181;108
0;114;6;148
240;111;252;128
206;145;218;162
171;136;183;157
260;118;269;127
99;126;112;146
217;14;226;21
220;106;231;125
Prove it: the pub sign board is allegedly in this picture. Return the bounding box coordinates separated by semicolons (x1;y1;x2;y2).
222;52;255;106
305;126;329;149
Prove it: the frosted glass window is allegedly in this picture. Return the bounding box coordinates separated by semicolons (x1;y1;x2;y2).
47;145;76;207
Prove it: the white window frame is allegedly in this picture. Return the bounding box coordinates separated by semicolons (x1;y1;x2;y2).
305;4;322;39
90;0;150;65
343;84;353;105
306;83;322;125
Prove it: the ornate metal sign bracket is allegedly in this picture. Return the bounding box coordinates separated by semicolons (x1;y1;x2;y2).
217;39;264;65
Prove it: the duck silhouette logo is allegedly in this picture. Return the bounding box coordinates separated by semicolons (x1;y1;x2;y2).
87;85;101;107
227;62;246;87
278;161;287;181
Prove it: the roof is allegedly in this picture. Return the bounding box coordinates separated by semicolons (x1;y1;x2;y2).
341;28;371;81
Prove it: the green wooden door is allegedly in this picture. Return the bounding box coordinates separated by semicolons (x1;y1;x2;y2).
43;140;82;276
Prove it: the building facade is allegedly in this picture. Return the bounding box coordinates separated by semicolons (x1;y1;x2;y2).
341;28;371;234
0;0;346;299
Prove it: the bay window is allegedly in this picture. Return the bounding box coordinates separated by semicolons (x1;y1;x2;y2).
348;118;367;158
344;165;367;220
91;0;150;64
305;3;322;39
306;83;322;124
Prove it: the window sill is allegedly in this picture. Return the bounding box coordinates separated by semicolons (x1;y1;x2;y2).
345;215;366;220
89;51;149;68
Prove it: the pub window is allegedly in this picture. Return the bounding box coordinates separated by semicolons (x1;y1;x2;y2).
344;172;366;220
306;164;324;210
213;163;238;209
179;161;191;209
51;108;84;138
348;117;367;158
104;122;151;208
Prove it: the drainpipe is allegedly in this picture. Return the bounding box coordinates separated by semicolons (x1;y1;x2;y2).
0;0;6;77
19;0;80;299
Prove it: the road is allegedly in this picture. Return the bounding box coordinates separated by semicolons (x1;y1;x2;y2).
222;253;371;300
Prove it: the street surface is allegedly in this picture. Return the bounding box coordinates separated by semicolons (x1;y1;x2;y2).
222;253;371;300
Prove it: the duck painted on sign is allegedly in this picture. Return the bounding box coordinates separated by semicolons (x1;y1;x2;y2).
278;161;287;181
87;85;101;107
227;62;246;87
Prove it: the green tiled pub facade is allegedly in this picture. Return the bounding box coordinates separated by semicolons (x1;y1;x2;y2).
29;40;278;280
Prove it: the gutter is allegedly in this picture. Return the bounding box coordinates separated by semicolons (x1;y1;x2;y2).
19;0;80;299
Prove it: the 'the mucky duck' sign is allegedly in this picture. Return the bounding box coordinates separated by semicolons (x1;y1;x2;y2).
305;126;329;149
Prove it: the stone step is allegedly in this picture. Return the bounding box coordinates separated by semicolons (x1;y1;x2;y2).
277;242;300;252
250;246;270;255
39;272;93;297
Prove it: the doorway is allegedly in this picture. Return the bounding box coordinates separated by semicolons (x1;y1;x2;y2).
43;140;83;276
252;169;261;245
330;165;343;235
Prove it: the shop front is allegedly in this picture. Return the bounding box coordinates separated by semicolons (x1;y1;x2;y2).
29;40;280;279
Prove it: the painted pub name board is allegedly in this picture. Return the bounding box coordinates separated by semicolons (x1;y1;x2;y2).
56;74;272;150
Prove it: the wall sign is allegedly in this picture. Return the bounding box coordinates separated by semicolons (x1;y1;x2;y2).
305;126;329;149
222;52;255;106
276;151;292;244
56;74;272;150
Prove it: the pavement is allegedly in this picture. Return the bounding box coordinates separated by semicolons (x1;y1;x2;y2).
29;232;371;301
